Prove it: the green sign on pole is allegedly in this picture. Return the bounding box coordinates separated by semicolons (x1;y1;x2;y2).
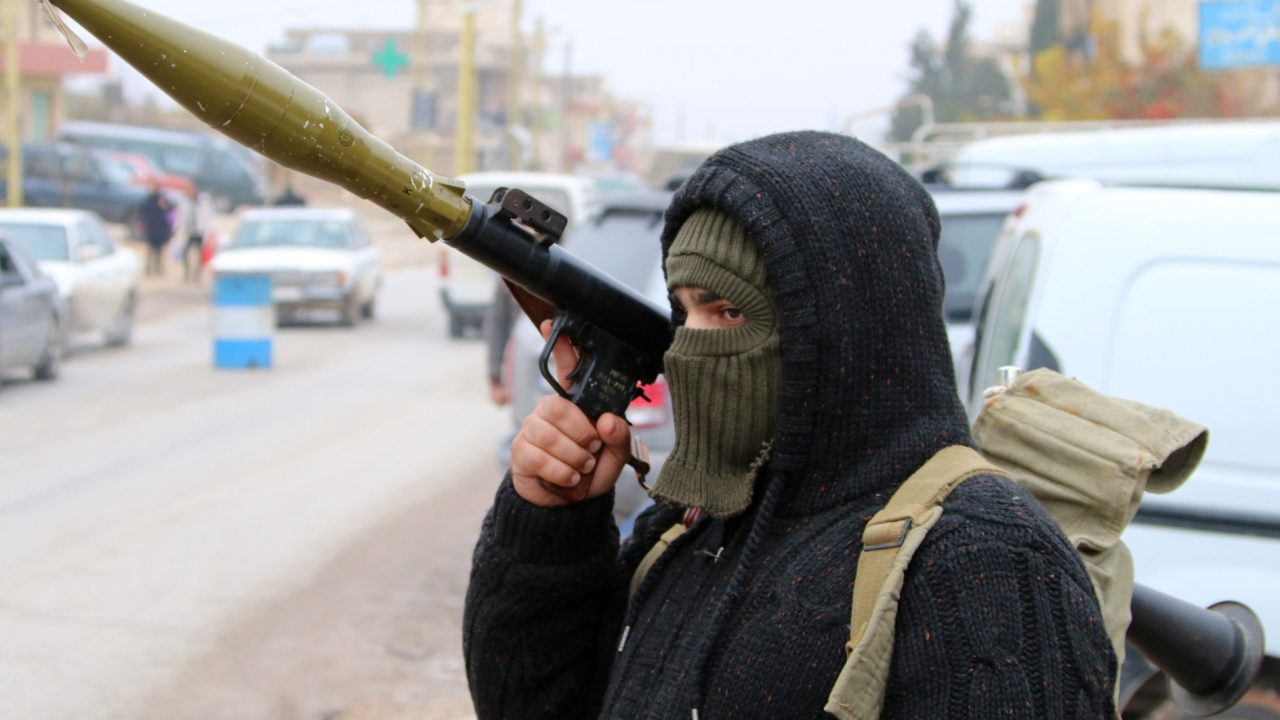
371;39;409;78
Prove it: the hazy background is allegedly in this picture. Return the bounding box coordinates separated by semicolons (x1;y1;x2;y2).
75;0;1028;145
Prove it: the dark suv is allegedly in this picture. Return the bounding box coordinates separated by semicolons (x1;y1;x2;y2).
0;142;148;224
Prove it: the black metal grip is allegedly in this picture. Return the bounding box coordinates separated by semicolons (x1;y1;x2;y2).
539;312;654;422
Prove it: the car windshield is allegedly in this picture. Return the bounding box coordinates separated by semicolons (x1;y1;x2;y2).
97;156;139;185
937;213;1007;322
0;223;70;261
566;209;664;290
230;219;352;250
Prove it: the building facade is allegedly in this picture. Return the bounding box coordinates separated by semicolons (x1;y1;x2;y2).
1;0;107;142
266;0;649;177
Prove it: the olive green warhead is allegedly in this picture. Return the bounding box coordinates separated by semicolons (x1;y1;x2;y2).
49;0;470;240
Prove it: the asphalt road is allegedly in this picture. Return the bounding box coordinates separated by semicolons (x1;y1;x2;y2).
0;244;505;719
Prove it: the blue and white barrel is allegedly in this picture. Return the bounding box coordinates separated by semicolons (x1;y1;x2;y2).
212;273;274;369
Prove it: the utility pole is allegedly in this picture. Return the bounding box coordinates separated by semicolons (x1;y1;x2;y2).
530;16;544;170
560;37;572;173
412;0;432;165
3;0;23;207
504;0;522;169
454;3;477;176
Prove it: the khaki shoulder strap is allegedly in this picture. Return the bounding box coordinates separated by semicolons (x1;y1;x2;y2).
826;445;1008;720
628;523;687;601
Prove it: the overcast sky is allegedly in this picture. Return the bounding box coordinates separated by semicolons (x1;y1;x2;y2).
60;0;1030;146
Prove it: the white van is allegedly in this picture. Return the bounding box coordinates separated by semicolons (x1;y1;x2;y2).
439;172;596;338
947;120;1280;191
927;186;1027;398
967;178;1280;715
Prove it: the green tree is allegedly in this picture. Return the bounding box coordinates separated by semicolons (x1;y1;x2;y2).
1023;14;1255;121
889;0;1013;142
1028;0;1061;63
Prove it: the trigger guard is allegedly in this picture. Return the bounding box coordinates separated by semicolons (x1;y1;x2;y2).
538;315;576;401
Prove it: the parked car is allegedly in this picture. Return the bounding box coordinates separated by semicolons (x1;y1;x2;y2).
210;207;381;326
926;186;1026;399
0;233;62;383
503;191;675;523
588;170;649;194
0;208;140;347
965;178;1280;716
102;150;196;197
947;120;1280;191
440;172;596;338
0;142;150;224
57;121;268;213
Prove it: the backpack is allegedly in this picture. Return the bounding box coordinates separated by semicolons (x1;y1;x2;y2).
629;368;1209;719
824;368;1207;719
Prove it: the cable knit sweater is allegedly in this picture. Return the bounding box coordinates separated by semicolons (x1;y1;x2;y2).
464;131;1116;719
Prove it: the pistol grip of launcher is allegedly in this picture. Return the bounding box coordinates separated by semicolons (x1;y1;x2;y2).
537;312;652;502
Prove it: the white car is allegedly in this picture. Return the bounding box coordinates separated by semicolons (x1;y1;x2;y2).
440;172;596;338
0;208;140;347
967;178;1280;713
211;207;381;326
926;186;1026;399
0;234;62;382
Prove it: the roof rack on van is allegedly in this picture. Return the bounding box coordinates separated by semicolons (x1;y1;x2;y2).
1094;179;1280;194
920;163;1045;191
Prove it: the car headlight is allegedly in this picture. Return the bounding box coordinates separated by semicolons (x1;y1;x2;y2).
307;270;346;288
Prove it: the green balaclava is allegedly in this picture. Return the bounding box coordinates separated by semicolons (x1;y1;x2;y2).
651;208;782;518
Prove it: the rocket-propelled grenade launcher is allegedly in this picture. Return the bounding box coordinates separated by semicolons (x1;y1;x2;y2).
47;0;670;500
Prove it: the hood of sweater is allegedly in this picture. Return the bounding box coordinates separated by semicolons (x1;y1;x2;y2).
660;130;973;517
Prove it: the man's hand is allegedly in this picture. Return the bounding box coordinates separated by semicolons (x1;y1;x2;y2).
489;380;511;406
509;320;632;507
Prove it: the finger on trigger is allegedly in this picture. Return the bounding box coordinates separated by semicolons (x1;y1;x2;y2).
537;396;598;447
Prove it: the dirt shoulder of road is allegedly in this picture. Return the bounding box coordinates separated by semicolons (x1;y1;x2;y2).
136;465;497;720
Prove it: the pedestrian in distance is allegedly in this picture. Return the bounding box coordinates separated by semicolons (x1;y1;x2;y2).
177;184;213;283
273;183;307;207
463;131;1117;719
483;280;520;406
137;182;172;277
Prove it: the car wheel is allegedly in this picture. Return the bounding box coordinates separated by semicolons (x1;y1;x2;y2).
448;312;465;339
105;291;136;347
360;297;376;320
339;293;359;327
33;317;62;381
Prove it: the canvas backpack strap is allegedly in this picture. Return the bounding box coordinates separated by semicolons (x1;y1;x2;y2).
826;445;1008;720
628;523;688;601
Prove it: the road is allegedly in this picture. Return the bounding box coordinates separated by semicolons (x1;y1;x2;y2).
0;216;505;719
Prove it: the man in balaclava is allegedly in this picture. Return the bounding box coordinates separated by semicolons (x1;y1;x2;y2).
464;131;1116;719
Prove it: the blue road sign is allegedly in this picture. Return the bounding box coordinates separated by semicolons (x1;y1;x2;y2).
1200;0;1280;69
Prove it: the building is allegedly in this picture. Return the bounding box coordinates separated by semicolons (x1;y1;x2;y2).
0;0;108;142
1094;0;1198;63
265;1;648;177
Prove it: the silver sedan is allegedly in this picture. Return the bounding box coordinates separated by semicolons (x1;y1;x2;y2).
0;234;62;384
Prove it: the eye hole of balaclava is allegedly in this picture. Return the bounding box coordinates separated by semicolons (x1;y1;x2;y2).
652;208;782;518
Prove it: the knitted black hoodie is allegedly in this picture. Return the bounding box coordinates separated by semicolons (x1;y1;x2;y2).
464;131;1116;719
